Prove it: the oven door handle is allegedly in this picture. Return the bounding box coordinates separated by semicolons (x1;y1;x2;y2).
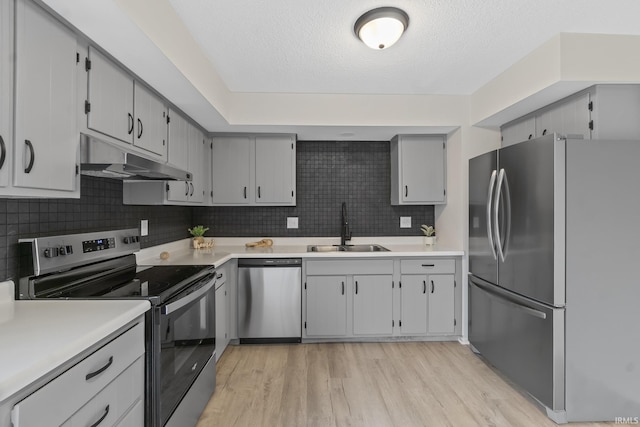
162;277;216;315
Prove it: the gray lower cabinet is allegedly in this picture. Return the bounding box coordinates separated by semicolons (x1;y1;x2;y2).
10;319;145;427
352;275;393;335
215;268;229;361
303;257;460;341
399;275;428;335
305;275;348;337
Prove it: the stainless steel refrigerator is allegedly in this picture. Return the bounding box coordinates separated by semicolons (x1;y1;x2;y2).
468;133;640;423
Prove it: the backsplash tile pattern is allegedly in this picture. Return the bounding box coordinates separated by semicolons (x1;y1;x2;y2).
0;176;192;281
193;141;434;238
0;140;435;280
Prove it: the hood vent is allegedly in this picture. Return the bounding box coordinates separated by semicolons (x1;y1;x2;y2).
80;134;192;181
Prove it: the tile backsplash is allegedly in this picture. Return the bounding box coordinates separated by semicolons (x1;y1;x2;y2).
0;176;192;281
1;140;435;281
192;141;434;237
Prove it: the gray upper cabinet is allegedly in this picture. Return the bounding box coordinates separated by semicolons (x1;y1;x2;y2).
122;113;209;206
211;136;252;205
391;135;446;205
0;0;12;189
8;0;80;196
502;84;640;145
501;116;536;147
255;135;295;204
86;47;133;144
86;47;167;159
211;134;296;206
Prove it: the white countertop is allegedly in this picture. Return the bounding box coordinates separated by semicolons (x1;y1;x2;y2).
0;281;150;404
136;236;464;267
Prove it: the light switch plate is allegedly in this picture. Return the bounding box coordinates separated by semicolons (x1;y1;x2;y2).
400;216;411;228
140;219;149;236
287;217;299;229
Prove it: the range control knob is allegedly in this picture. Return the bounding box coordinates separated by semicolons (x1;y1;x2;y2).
124;235;140;244
59;246;67;256
43;247;59;258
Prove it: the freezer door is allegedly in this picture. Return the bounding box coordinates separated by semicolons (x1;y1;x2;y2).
496;135;561;305
469;274;565;412
468;150;498;285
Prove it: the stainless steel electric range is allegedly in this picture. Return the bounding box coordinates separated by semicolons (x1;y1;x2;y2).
17;229;217;427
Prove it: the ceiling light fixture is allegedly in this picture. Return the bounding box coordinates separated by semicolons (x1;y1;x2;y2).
354;7;409;50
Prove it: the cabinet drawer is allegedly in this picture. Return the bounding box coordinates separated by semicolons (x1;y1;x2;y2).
400;259;455;274
115;400;143;427
12;321;144;427
306;259;393;275
61;357;144;427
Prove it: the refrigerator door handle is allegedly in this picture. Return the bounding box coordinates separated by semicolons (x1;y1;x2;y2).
486;170;498;260
494;168;506;262
470;276;547;320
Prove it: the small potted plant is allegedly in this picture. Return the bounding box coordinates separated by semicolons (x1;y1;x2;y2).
421;224;436;246
188;225;209;248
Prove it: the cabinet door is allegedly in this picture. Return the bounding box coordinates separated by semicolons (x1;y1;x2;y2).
538;93;591;140
187;125;205;203
399;275;428;335
305;276;347;337
255;135;295;204
427;275;455;335
211;136;251;204
167;109;189;169
133;83;167;157
87;47;134;144
14;0;78;191
215;282;228;361
353;275;393;335
392;135;446;204
0;0;11;188
501;116;536;147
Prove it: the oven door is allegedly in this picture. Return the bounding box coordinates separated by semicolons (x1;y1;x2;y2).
159;274;216;425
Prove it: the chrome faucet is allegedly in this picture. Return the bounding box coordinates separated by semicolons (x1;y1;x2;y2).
340;202;352;245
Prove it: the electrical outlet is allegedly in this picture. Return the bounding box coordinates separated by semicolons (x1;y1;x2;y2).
287;217;299;229
400;216;411;228
140;219;149;236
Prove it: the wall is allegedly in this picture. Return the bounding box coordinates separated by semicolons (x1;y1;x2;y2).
193;140;434;238
0;176;192;281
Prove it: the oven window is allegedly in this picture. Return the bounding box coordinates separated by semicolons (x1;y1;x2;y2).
160;288;215;424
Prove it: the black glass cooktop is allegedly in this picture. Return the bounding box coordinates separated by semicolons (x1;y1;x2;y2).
33;256;214;303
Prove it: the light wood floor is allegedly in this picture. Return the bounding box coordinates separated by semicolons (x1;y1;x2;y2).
197;342;616;427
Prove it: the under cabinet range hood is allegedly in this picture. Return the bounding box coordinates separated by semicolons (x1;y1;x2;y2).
80;134;192;181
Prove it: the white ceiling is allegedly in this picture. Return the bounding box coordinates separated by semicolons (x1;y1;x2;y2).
167;0;640;95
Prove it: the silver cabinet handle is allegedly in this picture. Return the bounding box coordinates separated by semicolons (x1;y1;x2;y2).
486;169;498;260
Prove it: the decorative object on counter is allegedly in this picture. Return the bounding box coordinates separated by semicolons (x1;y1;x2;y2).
421;224;437;245
188;225;210;248
160;251;170;260
245;238;274;248
193;239;215;249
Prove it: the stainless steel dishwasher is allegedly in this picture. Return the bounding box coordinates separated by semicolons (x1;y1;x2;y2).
237;258;302;343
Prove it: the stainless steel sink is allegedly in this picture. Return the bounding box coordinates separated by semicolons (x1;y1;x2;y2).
307;244;390;252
